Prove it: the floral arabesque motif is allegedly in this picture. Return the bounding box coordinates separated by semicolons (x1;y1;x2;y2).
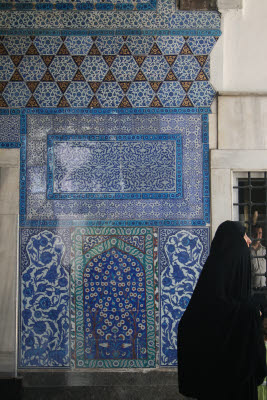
20;230;69;367
160;230;204;366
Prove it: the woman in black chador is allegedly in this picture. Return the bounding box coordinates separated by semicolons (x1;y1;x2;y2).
178;221;267;400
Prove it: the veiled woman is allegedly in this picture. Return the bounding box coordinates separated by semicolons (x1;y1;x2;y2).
178;221;267;400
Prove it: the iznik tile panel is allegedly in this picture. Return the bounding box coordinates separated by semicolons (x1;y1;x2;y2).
159;227;209;366
0;35;217;109
47;134;182;200
20;112;209;225
71;226;156;368
20;230;70;367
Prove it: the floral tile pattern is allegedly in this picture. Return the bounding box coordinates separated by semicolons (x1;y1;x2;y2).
159;227;209;366
71;226;156;368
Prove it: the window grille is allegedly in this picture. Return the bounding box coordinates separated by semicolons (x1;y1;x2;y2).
233;172;267;337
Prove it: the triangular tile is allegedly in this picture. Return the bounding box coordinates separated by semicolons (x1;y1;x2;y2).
133;56;146;67
118;82;131;93
91;36;97;42
180;95;194;107
149;43;162;55
73;70;86;81
180;81;193;93
57;43;70;55
0;82;7;93
119;44;131;55
26;82;39;93
61;36;66;42
103;55;116;67
164;55;177;67
88;96;101;108
183;36;189;41
41;70;54;82
58;96;70;107
41;55;54;67
215;36;220;41
30;36;36;41
0;43;8;55
0;95;8;107
180;43;193;55
195;69;208;81
0;36;4;41
195;55;208;67
89;82;101;93
134;70;147;81
150;96;163;107
10;70;23;81
165;70;178;81
10;55;23;67
119;96;132;108
72;56;85;67
26;44;39;55
26;96;39;107
57;81;70;93
103;70;116;82
122;36;128;41
149;82;162;92
88;44;101;56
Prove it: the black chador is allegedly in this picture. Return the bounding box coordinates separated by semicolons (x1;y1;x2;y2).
178;221;267;400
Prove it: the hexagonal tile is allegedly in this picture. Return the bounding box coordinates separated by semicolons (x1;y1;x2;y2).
111;56;139;81
34;82;62;107
187;36;216;55
34;36;63;55
64;36;93;55
157;82;185;107
188;81;216;107
18;56;47;81
126;36;154;55
97;82;124;108
0;56;15;80
3;36;32;55
172;55;201;80
49;56;78;81
95;36;124;55
3;82;31;107
156;36;185;55
141;56;170;81
64;82;93;107
127;82;154;107
80;56;109;81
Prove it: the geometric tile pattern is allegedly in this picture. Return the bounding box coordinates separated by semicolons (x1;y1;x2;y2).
0;113;20;143
47;134;182;200
20;230;70;367
20;111;209;226
0;35;217;108
71;226;156;368
159;227;209;366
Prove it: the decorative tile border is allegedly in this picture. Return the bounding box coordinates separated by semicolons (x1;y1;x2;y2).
47;133;182;200
159;227;209;366
17;110;209;227
71;226;156;368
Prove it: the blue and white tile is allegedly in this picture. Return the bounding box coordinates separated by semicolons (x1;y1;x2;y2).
159;227;209;366
0;114;20;143
125;36;154;55
127;82;154;107
156;36;185;55
64;36;93;55
111;56;139;81
96;82;124;108
95;36;124;55
34;82;62;107
49;56;78;81
188;81;216;107
34;36;63;55
79;56;109;81
2;36;32;55
157;82;185;107
18;56;47;81
2;82;31;107
141;56;170;81
172;55;200;80
187;36;217;55
64;82;93;107
0;55;15;81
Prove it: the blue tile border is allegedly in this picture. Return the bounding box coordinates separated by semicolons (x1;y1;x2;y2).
47;134;183;200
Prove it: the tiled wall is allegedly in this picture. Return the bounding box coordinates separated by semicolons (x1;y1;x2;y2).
0;2;219;369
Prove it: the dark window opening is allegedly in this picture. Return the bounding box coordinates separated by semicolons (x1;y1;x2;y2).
178;0;217;10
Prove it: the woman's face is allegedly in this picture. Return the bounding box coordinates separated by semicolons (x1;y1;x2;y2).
244;233;252;247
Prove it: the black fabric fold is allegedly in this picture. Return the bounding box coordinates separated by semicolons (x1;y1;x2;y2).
178;221;267;400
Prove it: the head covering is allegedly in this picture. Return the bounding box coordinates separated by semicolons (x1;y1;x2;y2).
178;221;266;400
